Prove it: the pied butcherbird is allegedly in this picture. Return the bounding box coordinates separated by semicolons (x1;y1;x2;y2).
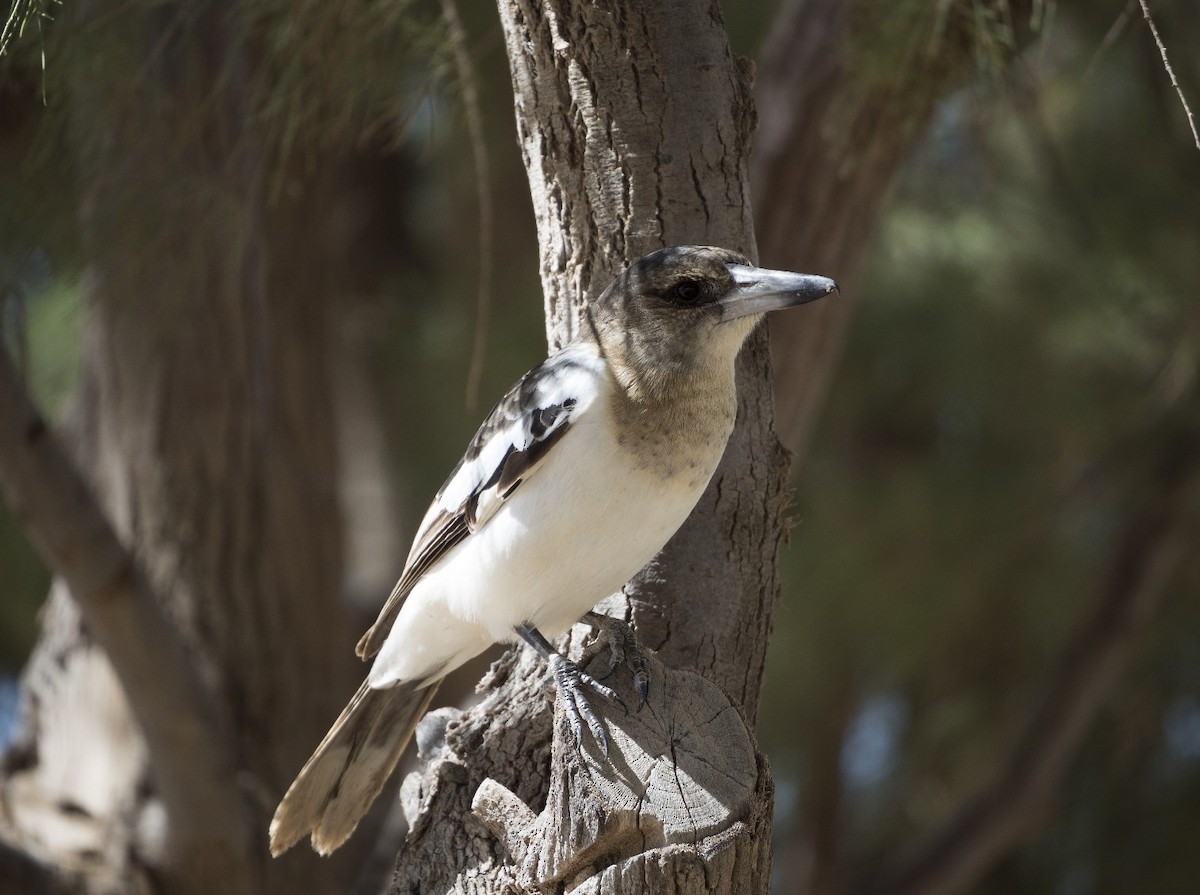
269;245;837;856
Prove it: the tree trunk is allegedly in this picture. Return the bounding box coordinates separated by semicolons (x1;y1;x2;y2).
1;2;358;893
386;1;789;892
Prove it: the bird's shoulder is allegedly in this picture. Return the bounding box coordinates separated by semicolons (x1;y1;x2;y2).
356;343;606;659
433;342;606;521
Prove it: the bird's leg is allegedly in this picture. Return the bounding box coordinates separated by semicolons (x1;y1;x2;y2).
580;610;650;708
515;623;626;756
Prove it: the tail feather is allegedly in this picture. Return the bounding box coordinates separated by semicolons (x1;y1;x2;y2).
269;678;438;856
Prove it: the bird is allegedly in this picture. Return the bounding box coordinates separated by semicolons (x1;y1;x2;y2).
268;245;837;857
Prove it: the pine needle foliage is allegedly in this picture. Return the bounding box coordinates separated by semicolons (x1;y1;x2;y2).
1;0;58;58
238;0;451;162
851;0;1051;93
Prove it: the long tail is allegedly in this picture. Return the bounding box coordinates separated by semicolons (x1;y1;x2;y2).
269;678;439;856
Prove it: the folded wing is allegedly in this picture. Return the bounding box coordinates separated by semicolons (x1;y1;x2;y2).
355;345;602;659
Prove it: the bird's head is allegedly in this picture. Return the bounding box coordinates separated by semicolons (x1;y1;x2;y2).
589;245;838;386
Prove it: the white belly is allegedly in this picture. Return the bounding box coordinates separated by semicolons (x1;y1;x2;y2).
368;401;724;687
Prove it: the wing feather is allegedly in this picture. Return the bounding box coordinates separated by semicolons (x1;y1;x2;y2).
355;346;600;659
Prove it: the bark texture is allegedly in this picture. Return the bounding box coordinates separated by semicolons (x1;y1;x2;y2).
496;0;785;734
388;1;789;891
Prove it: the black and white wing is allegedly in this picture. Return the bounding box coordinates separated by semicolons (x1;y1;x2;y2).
355;344;603;659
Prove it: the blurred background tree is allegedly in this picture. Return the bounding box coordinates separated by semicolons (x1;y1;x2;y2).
757;3;1200;894
0;0;1197;893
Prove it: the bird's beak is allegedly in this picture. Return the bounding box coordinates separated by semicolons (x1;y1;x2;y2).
720;264;839;322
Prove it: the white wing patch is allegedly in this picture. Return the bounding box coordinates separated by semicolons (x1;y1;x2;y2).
355;345;604;660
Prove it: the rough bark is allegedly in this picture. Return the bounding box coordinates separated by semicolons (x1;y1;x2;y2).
1;2;358;893
388;1;788;892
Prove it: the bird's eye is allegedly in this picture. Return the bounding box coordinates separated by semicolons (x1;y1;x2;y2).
673;280;702;302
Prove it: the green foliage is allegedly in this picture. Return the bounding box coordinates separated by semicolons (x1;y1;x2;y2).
18;277;81;413
851;0;1039;89
0;0;58;59
1;0;449;228
761;1;1200;889
239;0;451;165
0;277;79;671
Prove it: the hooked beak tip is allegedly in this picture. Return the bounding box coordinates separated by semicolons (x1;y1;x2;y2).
720;265;839;322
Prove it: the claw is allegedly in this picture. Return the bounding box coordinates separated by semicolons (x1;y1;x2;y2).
583;611;651;708
549;653;621;755
598;637;624;680
633;665;649;708
516;620;641;758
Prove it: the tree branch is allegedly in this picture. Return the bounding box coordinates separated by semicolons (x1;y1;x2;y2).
1138;0;1200;151
0;347;253;892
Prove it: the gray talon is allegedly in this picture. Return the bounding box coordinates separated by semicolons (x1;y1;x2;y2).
600;638;624;679
549;654;618;755
633;666;650;707
517;620;634;757
583;611;651;708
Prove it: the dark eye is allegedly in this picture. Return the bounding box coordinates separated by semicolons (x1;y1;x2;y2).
673;280;701;302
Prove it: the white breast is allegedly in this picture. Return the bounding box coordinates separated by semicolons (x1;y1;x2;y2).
368;373;727;688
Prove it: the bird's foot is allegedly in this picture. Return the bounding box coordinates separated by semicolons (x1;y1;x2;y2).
547;653;626;756
515;622;626;756
582;611;650;707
